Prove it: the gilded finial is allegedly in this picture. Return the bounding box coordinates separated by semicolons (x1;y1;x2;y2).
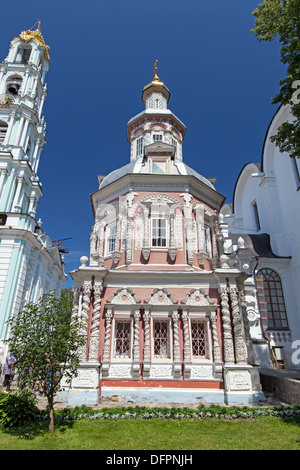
17;19;50;61
153;59;159;81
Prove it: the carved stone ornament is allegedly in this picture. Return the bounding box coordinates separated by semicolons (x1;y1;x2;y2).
168;247;177;261
107;287;140;305
142;246;151;261
145;288;177;305
181;289;215;306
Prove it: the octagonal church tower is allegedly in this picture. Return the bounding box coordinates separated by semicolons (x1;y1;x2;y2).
68;64;265;407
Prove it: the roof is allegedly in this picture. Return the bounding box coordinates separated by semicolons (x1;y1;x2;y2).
99;158;216;190
229;233;286;258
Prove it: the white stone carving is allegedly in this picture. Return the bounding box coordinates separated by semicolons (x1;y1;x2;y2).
175;212;183;249
181;288;215;306
190;365;214;379
72;367;99;388
150;364;173;378
107;287;140;305
126;191;138;207
145;288;176;305
109;364;133;378
180;191;193;207
226;370;251;391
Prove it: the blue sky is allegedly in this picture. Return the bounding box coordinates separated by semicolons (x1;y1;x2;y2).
0;0;285;287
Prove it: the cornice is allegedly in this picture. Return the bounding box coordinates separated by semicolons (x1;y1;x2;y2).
90;173;225;217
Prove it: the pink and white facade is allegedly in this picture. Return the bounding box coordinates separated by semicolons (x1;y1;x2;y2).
67;71;265;406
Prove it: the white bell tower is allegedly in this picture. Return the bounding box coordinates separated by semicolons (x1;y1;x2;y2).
0;24;66;344
0;21;49;215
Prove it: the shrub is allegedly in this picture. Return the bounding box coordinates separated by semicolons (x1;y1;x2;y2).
0;391;39;428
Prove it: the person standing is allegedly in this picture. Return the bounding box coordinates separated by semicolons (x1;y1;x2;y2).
3;352;15;391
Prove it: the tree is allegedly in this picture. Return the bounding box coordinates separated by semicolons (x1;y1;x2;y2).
251;0;300;158
5;289;85;434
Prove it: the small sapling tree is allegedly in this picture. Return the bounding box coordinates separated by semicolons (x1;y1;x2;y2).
5;289;85;434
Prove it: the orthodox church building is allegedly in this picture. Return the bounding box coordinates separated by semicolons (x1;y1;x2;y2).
68;65;266;406
220;103;300;371
0;25;66;348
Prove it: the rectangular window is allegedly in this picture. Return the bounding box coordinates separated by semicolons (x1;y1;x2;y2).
114;321;131;358
136;136;143;158
171;137;177;156
151;218;167;247
107;224;117;253
153;320;170;358
153;134;163;142
191;321;207;358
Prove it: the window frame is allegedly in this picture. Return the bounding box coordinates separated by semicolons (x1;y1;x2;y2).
151;216;168;249
255;268;289;330
152;133;163;143
113;318;133;359
189;318;210;360
136;135;144;158
151;315;172;360
105;223;118;255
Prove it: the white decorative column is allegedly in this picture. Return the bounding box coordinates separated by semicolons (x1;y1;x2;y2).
126;215;134;265
15;115;25;146
3;111;16;146
88;284;102;362
0;170;7;196
12;176;23;212
102;308;113;377
79;282;93;360
142;206;150;261
172;310;181;378
210;310;223;379
168;209;177;261
228;285;247;364
182;310;192;378
132;309;141;378
219;286;235;364
143;309;151;377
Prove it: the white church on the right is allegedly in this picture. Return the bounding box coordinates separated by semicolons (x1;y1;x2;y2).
220;103;300;371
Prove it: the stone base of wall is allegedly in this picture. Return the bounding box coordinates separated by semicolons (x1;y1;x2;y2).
56;386;266;407
259;369;300;405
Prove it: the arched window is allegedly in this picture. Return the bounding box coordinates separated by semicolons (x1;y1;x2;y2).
6;75;22;96
255;268;288;329
15;47;32;64
0;121;8;143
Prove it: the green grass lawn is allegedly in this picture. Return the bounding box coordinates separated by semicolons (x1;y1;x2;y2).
0;416;299;450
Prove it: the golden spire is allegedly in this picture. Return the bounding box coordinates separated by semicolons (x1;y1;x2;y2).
17;19;50;61
153;59;159;82
142;60;170;103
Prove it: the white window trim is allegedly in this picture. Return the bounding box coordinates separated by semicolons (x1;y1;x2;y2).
105;223;118;256
136;135;144;158
152;132;164;142
188;315;212;362
151;314;173;362
111;315;134;361
150;216;169;249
